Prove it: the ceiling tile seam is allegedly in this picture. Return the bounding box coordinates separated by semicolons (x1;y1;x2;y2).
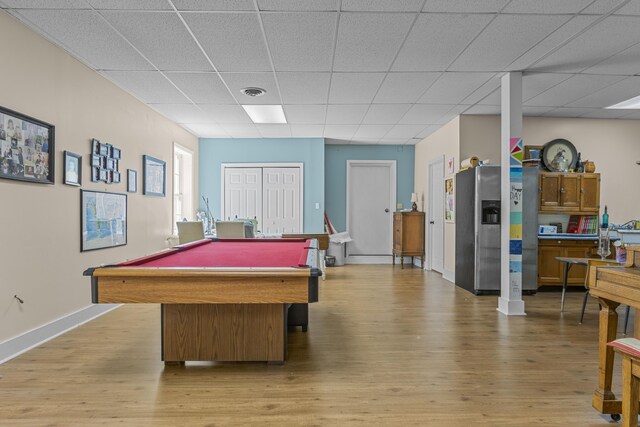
442;15;499;74
323;0;342;141
380;123;430;141
520;0;634;72
558;75;633;108
576;38;640;76
167;0;249;127
253;0;287;122
349;0;428;143
87;5;201;111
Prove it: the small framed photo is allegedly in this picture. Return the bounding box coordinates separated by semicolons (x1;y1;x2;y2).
143;155;166;197
91;138;100;155
106;170;113;184
127;169;137;193
91;154;101;167
98;142;108;157
112;147;121;160
91;167;99;182
113;170;121;183
64;151;81;186
99;168;107;182
106;158;115;170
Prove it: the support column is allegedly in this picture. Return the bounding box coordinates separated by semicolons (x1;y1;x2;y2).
497;72;526;316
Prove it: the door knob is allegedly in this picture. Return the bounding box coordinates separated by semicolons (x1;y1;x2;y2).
385;208;389;213
429;221;435;224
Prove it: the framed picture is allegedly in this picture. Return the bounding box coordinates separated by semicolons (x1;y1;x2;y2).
127;169;137;193
445;178;454;223
112;147;121;160
143;155;166;197
0;105;55;184
106;158;115;170
113;171;121;184
91;167;99;182
447;156;455;174
98;142;108;157
64;151;82;186
91;154;101;167
99;168;107;182
92;138;100;155
80;189;127;251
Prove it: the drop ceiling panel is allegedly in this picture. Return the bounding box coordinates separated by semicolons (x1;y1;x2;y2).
353;124;393;139
502;0;594;14
220;123;261;137
621;110;640;119
290;124;325;137
328;73;386;104
284;105;326;124
362;104;413;124
373;72;441;103
261;12;336;71
525;74;626;106
392;14;493;72
101;11;211;71
398;104;454;124
419;72;495;104
257;0;337;11
384;124;426;139
532;16;640;73
171;0;255;11
333;12;415;72
256;124;292;138
182;13;272;72
422;0;510;13
449;14;570;71
415;125;441;138
581;0;628;14
341;0;423;12
463;105;501;115
277;72;331;104
567;76;640;107
165;72;236;104
1;0;88;7
101;71;191;103
197;105;252;123
523;106;556;116
522;73;574;102
542;107;595;117
218;72;281;104
582;43;640;75
14;9;153;71
87;0;171;10
461;74;502;105
379;138;412;145
323;124;359;138
325;105;369;124
149;104;212;123
580;108;633;118
182;123;229;137
508;15;599;71
614;0;640;15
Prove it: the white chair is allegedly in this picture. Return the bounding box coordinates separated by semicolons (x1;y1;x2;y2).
176;221;205;244
215;221;248;238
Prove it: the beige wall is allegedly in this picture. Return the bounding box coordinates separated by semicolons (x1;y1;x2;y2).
414;117;459;278
0;12;198;343
459;114;640;222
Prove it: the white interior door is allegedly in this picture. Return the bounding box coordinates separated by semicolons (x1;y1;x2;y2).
428;158;444;272
262;167;301;234
224;168;262;225
347;161;395;260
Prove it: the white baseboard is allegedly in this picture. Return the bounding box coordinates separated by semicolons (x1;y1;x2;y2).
442;269;455;283
0;304;119;364
346;255;393;264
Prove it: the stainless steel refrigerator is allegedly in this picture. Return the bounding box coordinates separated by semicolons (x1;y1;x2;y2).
454;166;538;295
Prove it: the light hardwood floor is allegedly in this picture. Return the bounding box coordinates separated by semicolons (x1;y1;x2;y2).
0;265;630;426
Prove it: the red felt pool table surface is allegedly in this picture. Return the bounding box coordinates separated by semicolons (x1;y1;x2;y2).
117;238;311;268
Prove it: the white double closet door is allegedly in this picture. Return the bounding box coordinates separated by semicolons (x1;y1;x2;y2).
223;166;301;234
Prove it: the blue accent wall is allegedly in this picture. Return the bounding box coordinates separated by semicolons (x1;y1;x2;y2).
199;138;325;233
324;145;415;232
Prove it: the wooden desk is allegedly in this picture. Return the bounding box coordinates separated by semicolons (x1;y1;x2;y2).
589;246;640;417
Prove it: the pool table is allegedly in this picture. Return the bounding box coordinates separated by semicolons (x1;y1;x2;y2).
84;238;320;364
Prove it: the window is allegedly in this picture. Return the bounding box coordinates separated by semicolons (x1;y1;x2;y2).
173;144;194;234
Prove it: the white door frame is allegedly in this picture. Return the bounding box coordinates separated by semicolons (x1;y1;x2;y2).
346;160;396;264
220;163;304;232
426;155;445;272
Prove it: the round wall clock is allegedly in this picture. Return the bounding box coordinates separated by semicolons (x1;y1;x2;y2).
542;139;578;172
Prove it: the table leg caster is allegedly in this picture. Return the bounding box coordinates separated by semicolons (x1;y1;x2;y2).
610;413;621;422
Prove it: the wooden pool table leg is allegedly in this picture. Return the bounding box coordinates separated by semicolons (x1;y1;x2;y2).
592;297;621;415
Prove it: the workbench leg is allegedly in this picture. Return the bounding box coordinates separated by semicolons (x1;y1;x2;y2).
592;298;621;413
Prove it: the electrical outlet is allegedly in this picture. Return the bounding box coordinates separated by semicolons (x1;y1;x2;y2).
396;203;403;209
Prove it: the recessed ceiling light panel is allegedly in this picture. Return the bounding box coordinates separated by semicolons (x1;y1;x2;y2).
607;94;640;109
242;105;287;124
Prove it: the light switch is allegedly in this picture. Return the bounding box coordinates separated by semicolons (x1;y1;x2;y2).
315;202;320;209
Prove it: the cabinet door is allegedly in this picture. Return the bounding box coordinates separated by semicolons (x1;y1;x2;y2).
539;174;561;210
402;214;425;253
580;174;600;213
538;243;564;285
565;246;590;284
393;214;402;251
560;174;581;209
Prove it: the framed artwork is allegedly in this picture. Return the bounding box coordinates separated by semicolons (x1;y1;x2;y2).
127;169;137;193
99;168;107;182
0;105;55;184
91;139;121;184
112;147;121;160
91;138;100;155
91;154;101;167
99;143;108;156
113;171;121;184
445;178;454;223
447;156;455;174
64;151;82;186
143;155;166;197
81;189;127;251
91;167;99;182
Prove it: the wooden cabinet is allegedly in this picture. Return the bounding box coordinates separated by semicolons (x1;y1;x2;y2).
393;212;425;268
538;239;612;286
538;172;600;213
